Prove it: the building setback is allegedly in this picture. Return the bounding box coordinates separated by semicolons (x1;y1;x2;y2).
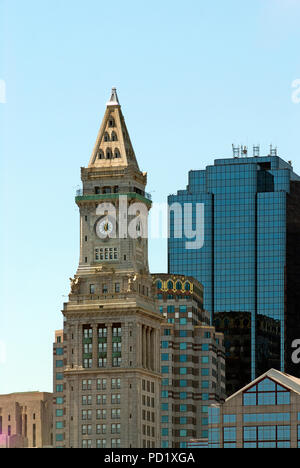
152;274;226;448
53;89;162;448
168;153;300;394
207;368;300;448
0;392;53;448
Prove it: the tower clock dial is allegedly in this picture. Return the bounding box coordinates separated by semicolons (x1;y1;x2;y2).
96;217;116;239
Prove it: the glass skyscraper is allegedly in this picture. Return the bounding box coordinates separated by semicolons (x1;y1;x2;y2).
168;154;300;394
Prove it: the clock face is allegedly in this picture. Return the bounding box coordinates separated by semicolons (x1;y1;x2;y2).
96;217;115;239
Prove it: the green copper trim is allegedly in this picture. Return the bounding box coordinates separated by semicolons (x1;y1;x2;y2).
75;192;152;205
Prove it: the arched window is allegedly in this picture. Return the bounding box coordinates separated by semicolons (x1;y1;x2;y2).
104;132;109;142
184;282;191;291
114;149;121;158
156;280;162;290
167;280;174;290
111;132;118;142
106;149;112;159
176;281;182;291
108;118;115;127
98;150;104;159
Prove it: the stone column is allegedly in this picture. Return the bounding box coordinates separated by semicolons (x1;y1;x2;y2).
142;325;147;368
78;323;83;367
106;323;113;368
147;327;151;370
92;324;98;369
150;329;154;371
137;324;142;367
156;328;161;372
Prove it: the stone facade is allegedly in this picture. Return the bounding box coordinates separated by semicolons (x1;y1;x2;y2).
53;89;163;448
0;392;53;448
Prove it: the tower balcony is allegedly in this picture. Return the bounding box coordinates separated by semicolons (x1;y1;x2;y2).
75;188;152;202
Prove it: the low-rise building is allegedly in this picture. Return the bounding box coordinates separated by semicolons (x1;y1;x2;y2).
0;392;53;448
208;368;300;448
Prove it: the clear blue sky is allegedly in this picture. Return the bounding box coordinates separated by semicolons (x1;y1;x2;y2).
1;0;300;394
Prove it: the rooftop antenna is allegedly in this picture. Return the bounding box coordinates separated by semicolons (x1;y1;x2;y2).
270;144;278;157
253;145;260;157
241;145;248;157
232;144;240;158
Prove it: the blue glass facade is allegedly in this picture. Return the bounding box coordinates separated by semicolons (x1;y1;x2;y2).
168;155;300;392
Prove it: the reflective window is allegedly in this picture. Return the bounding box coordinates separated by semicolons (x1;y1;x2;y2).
243;378;290;406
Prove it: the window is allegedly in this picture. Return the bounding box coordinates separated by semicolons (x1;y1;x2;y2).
161;366;169;374
56;409;64;417
96;409;107;420
179;318;187;325
179;305;187;313
111;378;121;389
96;439;107;448
89;284;95;294
161;353;169;361
111;409;121;420
224;414;237;424
243;378;291;406
56;397;64;405
180;343;187;350
115;283;120;293
111;394;121;405
56;348;63;356
56;360;63;368
97;395;107;405
56;384;63;393
179;367;187;375
111;439;121;448
243;425;290;448
98;357;107;368
96;424;107;435
111;424;121;434
56;421;64;429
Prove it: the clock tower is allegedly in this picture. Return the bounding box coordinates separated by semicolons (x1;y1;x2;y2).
54;89;162;449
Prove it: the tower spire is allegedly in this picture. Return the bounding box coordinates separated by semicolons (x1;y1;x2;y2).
88;87;140;171
106;87;120;106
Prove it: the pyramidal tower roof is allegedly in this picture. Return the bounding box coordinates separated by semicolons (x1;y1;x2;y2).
88;88;140;171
